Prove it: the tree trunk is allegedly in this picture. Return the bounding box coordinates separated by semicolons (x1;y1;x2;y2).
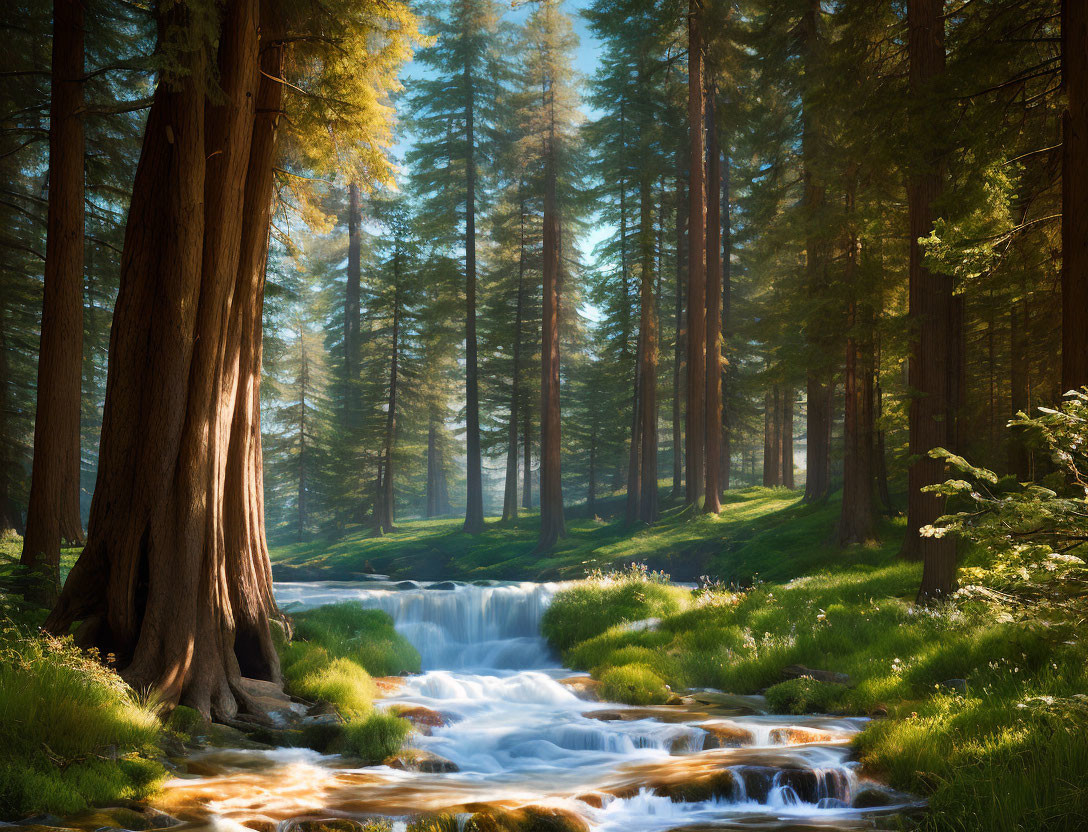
721;149;732;493
625;331;643;524
464;58;484;534
22;0;86;604
800;0;832;505
763;387;781;486
537;105;564;551
378;260;402;535
503;199;528;522
1008;285;1031;479
427;419;440;517
46;0;283;718
780;387;794;488
638;123;659;524
704;89;722;513
671;173;686;497
297;322;310;541
1063;0;1088;392
523;408;533;509
345;183;362;397
839;172;877;544
587;423;597;517
0;299;24;535
903;0;957;602
685;0;706;505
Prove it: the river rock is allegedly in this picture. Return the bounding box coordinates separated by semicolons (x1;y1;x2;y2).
852;786;900;808
780;665;853;686
768;726;836;745
426;581;459;590
687;690;768;714
373;676;407;695
395;580;422;590
700;722;755;749
558;676;601;701
384;749;459;773
390;705;447;734
18;816;66;828
463;807;589;832
283;820;376;832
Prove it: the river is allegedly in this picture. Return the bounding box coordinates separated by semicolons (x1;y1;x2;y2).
157;580;921;831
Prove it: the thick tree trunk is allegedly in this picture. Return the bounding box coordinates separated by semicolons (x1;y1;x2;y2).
46;0;283;718
638;139;659;524
685;0;707;505
464;62;484;534
537;119;564;551
671;174;686;497
22;0;86;603
1063;0;1088;392
804;378;832;500
780;388;794;488
903;0;957;601
625;332;643;524
763;387;781;486
503;202;528;523
704;89;722;514
721;150;732;493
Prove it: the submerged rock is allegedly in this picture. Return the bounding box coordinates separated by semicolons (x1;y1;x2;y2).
384;749;459;773
557;676;601;701
426;581;459;591
768;726;837;745
395;581;422;590
700;722;755;749
390;705;448;734
459;807;589;832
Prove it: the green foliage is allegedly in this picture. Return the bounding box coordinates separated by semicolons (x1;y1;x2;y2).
167;705;205;737
541;563;686;651
290;603;421;677
597;662;670;706
0;626;165;817
285;654;376;719
338;711;412;762
764;678;847;715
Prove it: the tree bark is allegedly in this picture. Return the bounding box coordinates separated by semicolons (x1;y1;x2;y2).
671;173;686;497
625;331;643;524
297;321;310;540
903;0;957;601
0;299;24;536
685;0;707;506
704;88;722;513
1062;0;1088;392
721;149;732;493
22;0;86;604
537;100;564;551
638;126;659;524
46;0;283;718
503;198;528;522
345;183;362;400
1008;284;1031;479
463;54;484;534
522;408;533;510
378;253;402;535
839;171;877;545
763;386;781;486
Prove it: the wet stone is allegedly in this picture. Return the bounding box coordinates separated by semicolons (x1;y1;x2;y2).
384;749;459;773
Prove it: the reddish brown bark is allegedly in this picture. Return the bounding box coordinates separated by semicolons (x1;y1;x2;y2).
721;150;732;492
704;89;722;514
0;298;24;536
22;0;86;603
1063;0;1088;392
46;0;283;718
671;172;686;497
685;0;707;505
464;56;484;534
638;143;659;524
903;0;957;601
763;386;782;486
537;109;564;551
503;198;529;523
838;173;877;545
625;331;643;524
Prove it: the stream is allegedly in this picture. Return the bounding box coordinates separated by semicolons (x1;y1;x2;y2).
156;581;922;832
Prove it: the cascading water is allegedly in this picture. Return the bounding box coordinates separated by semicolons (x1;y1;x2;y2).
161;580;921;831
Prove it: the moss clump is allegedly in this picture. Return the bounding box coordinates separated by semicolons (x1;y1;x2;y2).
598;663;670;706
338;711;411;762
167;704;206;737
286;656;376;718
764;678;847;715
0;626;166;816
542;566;687;651
290;604;420;677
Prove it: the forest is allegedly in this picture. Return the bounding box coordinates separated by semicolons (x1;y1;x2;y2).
1;0;1087;831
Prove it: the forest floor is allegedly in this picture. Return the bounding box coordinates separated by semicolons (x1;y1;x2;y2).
268;485;905;584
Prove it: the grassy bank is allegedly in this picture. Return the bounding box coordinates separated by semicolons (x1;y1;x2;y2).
270;486;902;583
542;557;1088;831
278;602;418;760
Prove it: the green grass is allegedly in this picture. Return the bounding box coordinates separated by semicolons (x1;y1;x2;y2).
542;510;1088;832
0;624;166;817
598;662;671;705
269;486;898;583
278;603;416;760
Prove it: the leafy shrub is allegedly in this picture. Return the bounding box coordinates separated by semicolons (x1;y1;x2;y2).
0;626;165;816
764;678;847;715
290;603;420;677
542;564;687;651
598;662;670;706
338;711;411;761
